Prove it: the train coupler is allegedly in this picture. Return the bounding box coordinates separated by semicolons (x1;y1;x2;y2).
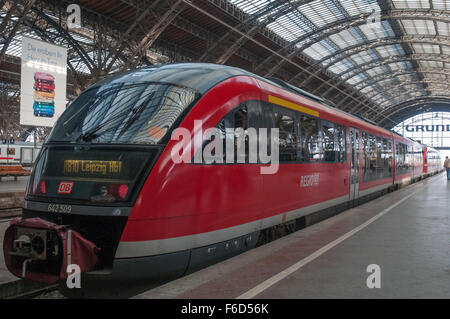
3;217;100;284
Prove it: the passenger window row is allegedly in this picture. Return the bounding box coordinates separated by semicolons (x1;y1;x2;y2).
362;132;393;182
202;100;347;164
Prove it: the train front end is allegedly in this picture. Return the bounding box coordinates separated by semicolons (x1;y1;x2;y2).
3;65;208;284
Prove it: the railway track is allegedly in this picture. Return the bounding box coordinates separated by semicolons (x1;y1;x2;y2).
7;284;60;299
0;207;22;220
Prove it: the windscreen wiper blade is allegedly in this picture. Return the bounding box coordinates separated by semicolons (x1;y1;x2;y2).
116;92;155;139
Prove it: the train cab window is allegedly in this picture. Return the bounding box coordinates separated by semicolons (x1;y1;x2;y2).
321;121;336;162
299;115;320;162
273;111;298;162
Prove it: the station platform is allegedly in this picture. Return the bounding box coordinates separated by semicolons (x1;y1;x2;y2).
0;176;28;193
134;173;449;299
0;174;448;298
0;176;27;219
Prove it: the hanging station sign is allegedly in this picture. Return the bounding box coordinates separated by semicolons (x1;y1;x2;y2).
20;37;67;127
405;124;450;132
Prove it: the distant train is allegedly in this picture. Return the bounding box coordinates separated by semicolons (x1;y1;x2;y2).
422;146;443;176
3;64;445;293
0;142;41;165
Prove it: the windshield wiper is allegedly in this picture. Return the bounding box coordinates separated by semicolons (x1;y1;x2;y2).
116;92;155;139
76;126;102;142
77;92;155;142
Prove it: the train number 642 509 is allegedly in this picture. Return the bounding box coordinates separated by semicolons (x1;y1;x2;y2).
47;204;72;213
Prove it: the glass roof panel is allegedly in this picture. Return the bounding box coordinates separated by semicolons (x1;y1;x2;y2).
432;0;450;10
442;46;450;55
300;1;343;28
392;0;430;9
266;17;307;42
339;0;380;15
401;20;436;35
366;66;385;77
328;60;351;74
420;61;444;68
375;44;405;57
303;42;335;60
436;22;450;36
228;0;275;14
412;43;441;54
350;51;374;65
328;29;361;49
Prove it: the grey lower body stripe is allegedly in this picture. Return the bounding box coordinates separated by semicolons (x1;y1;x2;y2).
359;182;392;197
115;195;348;258
395;176;412;185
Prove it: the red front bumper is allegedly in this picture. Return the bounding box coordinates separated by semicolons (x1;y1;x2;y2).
3;217;100;284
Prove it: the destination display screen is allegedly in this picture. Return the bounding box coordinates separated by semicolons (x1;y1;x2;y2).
63;160;123;177
27;145;160;203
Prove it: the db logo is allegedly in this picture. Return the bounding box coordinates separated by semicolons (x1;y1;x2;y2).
57;181;74;194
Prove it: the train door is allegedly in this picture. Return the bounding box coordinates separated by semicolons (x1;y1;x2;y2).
349;127;360;201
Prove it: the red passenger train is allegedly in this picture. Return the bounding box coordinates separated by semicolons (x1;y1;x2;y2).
3;64;443;287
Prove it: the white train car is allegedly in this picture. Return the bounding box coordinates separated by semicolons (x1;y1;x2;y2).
0;142;42;166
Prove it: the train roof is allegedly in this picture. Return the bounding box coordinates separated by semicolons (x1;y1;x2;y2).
84;63;434;150
90;63;252;95
89;63;336;102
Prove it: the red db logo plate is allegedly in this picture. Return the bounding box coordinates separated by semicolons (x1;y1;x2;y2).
57;181;74;194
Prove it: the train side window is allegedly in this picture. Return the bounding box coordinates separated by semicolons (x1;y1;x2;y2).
299;115;320;162
336;125;346;163
321;121;336;163
8;148;15;155
404;144;410;171
234;106;248;131
273;110;298;162
382;138;392;177
396;142;409;175
375;136;382;179
201;104;250;164
370;134;378;181
362;132;369;182
233;105;250;163
386;139;393;176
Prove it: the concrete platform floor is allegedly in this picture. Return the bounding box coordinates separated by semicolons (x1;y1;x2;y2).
135;173;450;299
0;176;28;193
0;218;18;285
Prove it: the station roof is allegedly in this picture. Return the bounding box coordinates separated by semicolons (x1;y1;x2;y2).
1;0;449;133
228;0;450;128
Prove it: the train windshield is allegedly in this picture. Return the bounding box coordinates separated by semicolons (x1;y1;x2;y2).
48;82;199;144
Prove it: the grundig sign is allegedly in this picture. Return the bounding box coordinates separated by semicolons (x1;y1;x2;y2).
405;124;450;132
